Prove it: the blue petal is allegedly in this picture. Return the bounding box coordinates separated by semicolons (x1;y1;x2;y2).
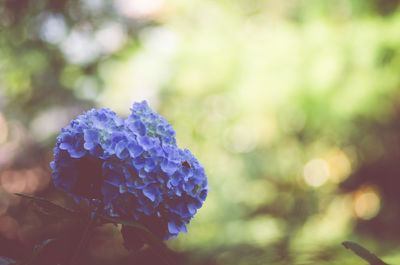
69;148;86;158
183;182;195;193
101;181;119;205
168;221;180;234
114;116;125;126
92;111;108;129
187;203;197;215
132;156;146;170
115;141;129;159
127;120;146;136
144;158;157;172
83;129;99;150
127;141;143;158
110;132;126;148
137;136;154;151
59;142;72;151
143;186;156;202
160;158;178;175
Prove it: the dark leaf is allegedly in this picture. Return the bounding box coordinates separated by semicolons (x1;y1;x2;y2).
14;193;80;220
99;215;175;265
99;215;151;233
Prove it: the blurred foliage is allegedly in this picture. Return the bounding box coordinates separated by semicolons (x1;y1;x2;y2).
1;0;400;264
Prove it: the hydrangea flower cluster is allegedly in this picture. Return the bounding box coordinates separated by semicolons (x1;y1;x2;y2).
50;101;208;239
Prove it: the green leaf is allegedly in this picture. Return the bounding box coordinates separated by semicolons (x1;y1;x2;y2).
14;193;79;220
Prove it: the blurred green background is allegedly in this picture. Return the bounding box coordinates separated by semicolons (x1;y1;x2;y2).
1;0;400;264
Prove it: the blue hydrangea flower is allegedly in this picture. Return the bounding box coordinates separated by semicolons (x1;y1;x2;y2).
51;101;208;239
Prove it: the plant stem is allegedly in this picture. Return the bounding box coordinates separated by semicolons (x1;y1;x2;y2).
68;206;101;265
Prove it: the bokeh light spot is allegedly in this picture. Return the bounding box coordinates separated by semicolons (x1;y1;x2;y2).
0;168;50;195
245;216;283;245
325;149;351;182
61;30;100;65
114;0;164;19
353;188;381;220
0;113;8;144
303;158;330;187
74;76;99;100
39;13;67;44
226;125;256;153
1;171;26;194
0;215;19;239
95;22;127;54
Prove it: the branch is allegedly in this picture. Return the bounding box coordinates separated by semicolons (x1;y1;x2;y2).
342;241;389;265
